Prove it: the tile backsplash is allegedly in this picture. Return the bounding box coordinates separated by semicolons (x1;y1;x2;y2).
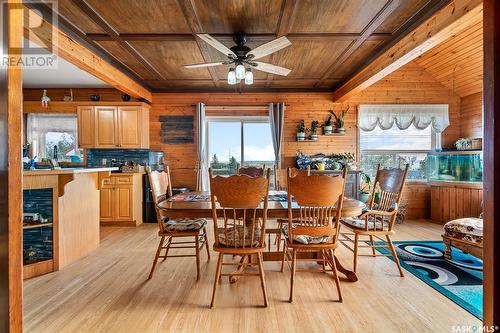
87;149;150;167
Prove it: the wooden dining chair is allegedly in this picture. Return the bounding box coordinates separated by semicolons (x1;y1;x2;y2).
147;167;210;281
237;164;265;177
209;168;270;308
281;168;347;302
274;166;311;251
339;164;409;277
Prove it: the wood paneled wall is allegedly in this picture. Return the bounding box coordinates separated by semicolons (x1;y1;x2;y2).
23;61;463;220
151;92;354;189
150;61;462;221
23;88;127;102
348;62;462;148
460;92;483;138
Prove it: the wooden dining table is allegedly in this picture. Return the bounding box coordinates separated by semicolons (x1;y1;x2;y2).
157;191;365;282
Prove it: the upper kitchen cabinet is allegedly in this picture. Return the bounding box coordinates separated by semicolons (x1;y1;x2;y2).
95;106;119;148
77;106;95;148
118;106;149;148
74;102;150;149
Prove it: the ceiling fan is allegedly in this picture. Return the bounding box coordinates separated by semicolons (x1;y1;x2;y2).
184;32;292;85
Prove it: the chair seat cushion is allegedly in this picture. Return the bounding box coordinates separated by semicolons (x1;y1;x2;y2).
341;217;389;231
217;225;261;247
164;218;207;232
444;218;483;244
282;224;332;245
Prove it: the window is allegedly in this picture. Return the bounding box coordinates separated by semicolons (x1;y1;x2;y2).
27;113;83;163
207;117;275;176
360;124;438;180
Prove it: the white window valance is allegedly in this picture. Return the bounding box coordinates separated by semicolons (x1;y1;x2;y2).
358;104;449;133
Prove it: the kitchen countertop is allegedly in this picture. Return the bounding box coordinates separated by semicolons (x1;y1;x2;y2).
23;167;119;176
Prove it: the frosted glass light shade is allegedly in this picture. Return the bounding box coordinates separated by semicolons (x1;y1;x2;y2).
227;69;236;85
235;64;246;80
244;69;253;85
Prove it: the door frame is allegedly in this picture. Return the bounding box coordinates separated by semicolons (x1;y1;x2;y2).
483;0;500;326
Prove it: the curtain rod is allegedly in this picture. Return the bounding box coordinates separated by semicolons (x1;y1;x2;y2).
190;104;290;108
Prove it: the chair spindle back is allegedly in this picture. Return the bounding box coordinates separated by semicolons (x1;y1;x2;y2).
209;168;270;249
286;168;347;243
148;167;173;233
368;164;409;230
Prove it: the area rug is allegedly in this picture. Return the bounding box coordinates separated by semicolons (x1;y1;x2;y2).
375;240;483;319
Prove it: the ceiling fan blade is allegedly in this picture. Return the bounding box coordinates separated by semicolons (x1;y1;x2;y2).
252;61;291;76
248;36;291;60
197;34;236;57
184;62;224;69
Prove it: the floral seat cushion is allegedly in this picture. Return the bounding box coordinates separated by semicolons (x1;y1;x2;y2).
341;217;389;231
217;225;261;247
163;218;207;232
444;218;483;244
281;224;332;245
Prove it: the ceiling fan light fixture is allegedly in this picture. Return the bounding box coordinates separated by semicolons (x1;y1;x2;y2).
235;64;246;80
244;69;253;85
227;69;237;85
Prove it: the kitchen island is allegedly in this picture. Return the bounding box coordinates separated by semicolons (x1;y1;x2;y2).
23;167;117;278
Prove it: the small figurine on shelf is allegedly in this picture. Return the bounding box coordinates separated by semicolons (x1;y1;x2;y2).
309;120;320;141
41;89;50;107
296;120;306;141
330;105;349;133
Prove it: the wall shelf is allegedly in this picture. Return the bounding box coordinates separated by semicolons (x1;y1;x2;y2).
323;132;346;136
23;222;53;230
296;132;347;141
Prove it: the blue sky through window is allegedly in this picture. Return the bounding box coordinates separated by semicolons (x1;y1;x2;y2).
208;121;275;163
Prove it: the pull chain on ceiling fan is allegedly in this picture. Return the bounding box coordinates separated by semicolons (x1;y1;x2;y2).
184;32;292;86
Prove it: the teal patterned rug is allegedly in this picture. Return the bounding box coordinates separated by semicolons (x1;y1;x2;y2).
376;240;483;319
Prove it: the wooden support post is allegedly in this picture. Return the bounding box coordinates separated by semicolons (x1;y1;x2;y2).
23;6;152;102
0;0;23;331
483;0;500;327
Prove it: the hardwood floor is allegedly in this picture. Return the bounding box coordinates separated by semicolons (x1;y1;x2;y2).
24;220;481;332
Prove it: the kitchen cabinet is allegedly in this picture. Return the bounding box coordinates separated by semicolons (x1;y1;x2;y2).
118;106;142;148
74;103;150;149
100;174;143;226
77;106;95;147
95;106;118;148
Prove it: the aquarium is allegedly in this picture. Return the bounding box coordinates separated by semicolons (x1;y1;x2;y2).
427;150;483;183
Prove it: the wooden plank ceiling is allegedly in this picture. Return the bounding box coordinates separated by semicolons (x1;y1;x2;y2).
47;0;450;92
414;19;483;98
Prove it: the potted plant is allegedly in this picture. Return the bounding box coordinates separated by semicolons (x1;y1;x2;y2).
359;173;371;203
296;120;306;141
324;114;333;134
309;120;320;141
330;106;349;133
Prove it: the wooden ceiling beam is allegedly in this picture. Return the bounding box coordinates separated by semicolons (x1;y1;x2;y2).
70;0;166;80
24;7;152;102
85;32;392;42
265;0;298;87
24;2;150;88
332;0;483;102
315;0;401;88
176;0;220;87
